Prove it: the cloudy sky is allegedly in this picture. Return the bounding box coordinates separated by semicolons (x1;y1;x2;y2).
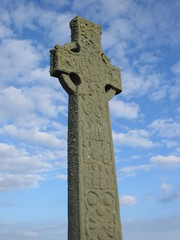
0;0;180;239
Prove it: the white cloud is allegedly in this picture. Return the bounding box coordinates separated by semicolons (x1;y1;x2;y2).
18;128;66;149
72;0;100;20
0;85;68;138
0;142;67;192
18;66;65;91
0;221;67;240
176;147;180;155
0;39;42;83
168;60;180;99
145;193;153;201
169;80;180;100
24;86;64;118
11;2;39;31
0;23;13;38
2;123;67;148
0;85;67;148
0;143;51;174
163;140;179;149
0;221;12;226
122;70;162;99
113;129;154;148
149;118;180;139
40;12;73;44
110;99;140;119
9;2;73;45
43;0;70;9
150;85;168;101
119;195;137;206
0;6;13;39
151;155;180;168
159;187;180;203
176;106;180;114
169;63;180;98
171;60;180;76
18;66;49;84
0;87;33;122
19;230;39;238
138;52;161;64
51;122;67;137
55;174;67;181
119;164;153;178
102;17;136;50
161;182;172;194
0;5;11;24
0;173;44;192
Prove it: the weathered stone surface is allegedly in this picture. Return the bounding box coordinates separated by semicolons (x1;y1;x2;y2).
50;16;122;240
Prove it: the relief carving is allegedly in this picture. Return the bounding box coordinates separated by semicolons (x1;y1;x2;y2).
85;191;118;239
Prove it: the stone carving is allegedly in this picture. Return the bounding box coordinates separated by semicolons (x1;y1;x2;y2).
50;16;122;240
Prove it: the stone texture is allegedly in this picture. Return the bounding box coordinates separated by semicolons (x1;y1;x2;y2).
50;16;122;240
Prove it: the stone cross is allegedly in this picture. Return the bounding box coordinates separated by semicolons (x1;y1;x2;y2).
50;16;123;240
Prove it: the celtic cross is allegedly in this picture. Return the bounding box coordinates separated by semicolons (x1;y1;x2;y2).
50;16;122;240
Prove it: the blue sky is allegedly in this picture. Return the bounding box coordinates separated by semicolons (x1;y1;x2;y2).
0;0;180;239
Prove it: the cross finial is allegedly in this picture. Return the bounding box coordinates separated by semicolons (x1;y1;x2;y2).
70;16;102;53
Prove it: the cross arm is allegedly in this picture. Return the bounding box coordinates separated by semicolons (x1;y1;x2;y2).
50;43;80;95
105;62;122;101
